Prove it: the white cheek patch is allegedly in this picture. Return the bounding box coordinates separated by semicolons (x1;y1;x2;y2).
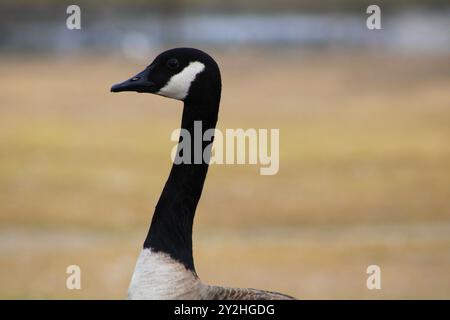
157;61;205;100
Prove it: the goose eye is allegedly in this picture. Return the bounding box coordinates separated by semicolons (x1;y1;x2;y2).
166;58;179;70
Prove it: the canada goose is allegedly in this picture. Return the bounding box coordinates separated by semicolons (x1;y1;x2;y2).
111;48;294;300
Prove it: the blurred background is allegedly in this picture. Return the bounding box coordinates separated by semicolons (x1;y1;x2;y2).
0;0;449;299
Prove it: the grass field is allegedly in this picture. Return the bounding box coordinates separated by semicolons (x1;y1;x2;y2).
0;49;449;299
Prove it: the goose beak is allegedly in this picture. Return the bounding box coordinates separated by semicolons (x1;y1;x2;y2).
111;68;156;93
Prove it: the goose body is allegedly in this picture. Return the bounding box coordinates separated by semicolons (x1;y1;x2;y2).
111;48;294;300
128;249;293;300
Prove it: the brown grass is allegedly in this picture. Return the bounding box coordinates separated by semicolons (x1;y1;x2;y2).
0;49;449;298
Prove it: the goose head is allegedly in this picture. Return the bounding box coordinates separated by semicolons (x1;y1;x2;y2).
111;47;221;105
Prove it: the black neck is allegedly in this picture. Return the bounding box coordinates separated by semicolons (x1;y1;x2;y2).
143;100;219;272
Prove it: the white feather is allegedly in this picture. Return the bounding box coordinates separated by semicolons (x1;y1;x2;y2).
128;249;207;300
157;61;205;100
